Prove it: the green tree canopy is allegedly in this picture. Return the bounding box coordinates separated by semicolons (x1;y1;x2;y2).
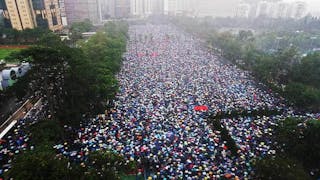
253;156;311;180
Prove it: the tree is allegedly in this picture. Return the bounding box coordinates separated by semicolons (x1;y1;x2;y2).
6;147;73;180
29;120;65;146
84;151;137;180
273;118;320;178
285;83;320;110
71;19;93;33
238;30;254;42
291;52;320;89
253;156;311;180
6;120;72;180
70;19;93;43
252;55;278;83
38;32;65;48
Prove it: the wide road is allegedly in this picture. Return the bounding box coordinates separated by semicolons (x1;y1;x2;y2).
113;25;284;178
74;25;286;179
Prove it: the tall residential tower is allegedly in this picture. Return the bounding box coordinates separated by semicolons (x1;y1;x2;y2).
0;0;63;31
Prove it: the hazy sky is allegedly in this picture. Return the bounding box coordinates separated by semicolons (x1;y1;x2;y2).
283;0;320;14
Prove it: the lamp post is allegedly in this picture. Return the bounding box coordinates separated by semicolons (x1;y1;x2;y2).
310;36;317;50
275;36;283;50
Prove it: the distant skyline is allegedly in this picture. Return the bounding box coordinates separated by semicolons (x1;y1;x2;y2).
283;0;320;15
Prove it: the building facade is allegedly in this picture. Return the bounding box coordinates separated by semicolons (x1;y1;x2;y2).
33;0;63;31
235;2;250;18
151;0;164;15
292;1;306;19
64;0;100;25
99;0;115;19
2;0;36;30
130;0;152;17
0;0;63;31
58;0;67;25
115;0;130;18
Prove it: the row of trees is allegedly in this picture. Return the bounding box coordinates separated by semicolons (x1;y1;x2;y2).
211;33;320;111
174;16;320;179
253;117;320;179
6;21;128;126
254;31;320;53
0;27;52;44
174;17;320;111
175;16;320;53
0;20;95;113
0;18;95;45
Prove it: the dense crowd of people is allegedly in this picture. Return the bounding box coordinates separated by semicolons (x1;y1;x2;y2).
0;100;47;176
0;24;318;179
54;25;291;179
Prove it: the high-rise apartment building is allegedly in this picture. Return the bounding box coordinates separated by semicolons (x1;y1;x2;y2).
256;1;270;17
0;1;11;27
115;0;130;18
151;0;164;15
164;0;177;15
176;0;191;14
292;1;306;19
33;0;63;31
64;0;100;24
195;0;238;17
99;0;115;19
236;3;250;18
130;0;152;17
2;0;36;30
272;2;291;18
58;0;67;25
0;0;63;31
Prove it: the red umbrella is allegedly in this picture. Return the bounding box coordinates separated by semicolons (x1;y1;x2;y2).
223;145;228;150
194;105;209;111
151;52;158;57
224;173;233;179
138;53;144;57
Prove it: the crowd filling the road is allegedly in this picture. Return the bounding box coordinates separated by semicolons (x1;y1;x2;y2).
0;101;47;176
55;25;290;179
0;25;319;179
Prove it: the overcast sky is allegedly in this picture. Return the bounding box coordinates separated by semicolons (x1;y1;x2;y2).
283;0;320;14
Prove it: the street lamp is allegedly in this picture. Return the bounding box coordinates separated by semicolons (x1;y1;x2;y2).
275;37;283;50
310;36;317;50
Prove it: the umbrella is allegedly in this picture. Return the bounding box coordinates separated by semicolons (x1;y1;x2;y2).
194;105;209;111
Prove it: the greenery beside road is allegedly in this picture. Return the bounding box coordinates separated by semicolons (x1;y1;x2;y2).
174;16;320;179
174;17;320;112
0;49;19;61
6;21;128;126
1;17;320;179
2;21;133;179
0;28;51;45
253;117;320;179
